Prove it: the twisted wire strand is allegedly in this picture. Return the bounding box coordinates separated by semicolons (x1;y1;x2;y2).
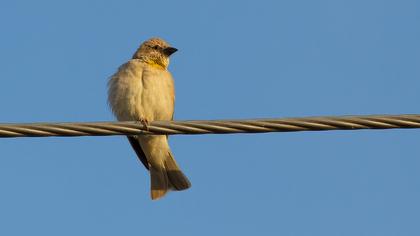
0;114;419;138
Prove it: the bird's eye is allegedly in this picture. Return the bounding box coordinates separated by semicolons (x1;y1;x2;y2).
153;45;159;50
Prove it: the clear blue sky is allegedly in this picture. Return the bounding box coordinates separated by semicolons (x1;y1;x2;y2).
0;0;419;235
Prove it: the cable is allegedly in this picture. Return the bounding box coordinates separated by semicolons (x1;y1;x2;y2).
0;114;419;138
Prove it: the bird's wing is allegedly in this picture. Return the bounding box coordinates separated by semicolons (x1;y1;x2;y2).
108;60;150;170
127;136;149;170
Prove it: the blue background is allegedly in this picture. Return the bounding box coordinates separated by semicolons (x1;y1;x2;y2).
0;0;419;235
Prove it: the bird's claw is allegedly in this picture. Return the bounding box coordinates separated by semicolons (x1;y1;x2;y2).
137;118;150;131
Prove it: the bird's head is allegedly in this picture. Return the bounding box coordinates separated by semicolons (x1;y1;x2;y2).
132;38;178;70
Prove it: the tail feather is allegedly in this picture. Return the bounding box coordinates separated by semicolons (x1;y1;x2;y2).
150;165;169;200
149;152;191;200
165;152;191;191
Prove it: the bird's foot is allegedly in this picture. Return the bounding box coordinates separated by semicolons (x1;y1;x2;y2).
137;118;150;131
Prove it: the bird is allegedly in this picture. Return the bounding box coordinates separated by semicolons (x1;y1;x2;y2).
107;38;191;200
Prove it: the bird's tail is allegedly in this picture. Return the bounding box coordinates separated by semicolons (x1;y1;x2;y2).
150;152;191;200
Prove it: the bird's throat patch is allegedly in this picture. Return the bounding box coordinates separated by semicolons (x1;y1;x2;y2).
143;60;166;70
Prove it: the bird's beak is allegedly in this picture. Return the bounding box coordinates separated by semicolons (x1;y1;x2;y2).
163;47;178;56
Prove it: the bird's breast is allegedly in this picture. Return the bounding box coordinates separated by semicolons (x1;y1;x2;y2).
140;68;175;121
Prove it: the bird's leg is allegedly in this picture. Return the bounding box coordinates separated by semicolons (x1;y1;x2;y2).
137;117;150;131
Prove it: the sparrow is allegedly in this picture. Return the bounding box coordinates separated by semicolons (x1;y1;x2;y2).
107;38;191;200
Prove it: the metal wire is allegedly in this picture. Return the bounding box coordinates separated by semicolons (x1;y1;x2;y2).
0;114;419;138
